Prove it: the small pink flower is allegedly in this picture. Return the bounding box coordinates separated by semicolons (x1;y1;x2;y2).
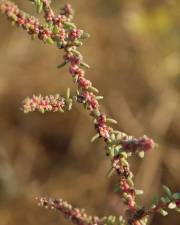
99;125;110;139
97;114;106;126
45;9;55;22
38;28;52;41
23;95;65;113
61;3;73;17
17;14;25;26
83;91;99;111
121;136;154;153
53;15;64;26
64;52;82;66
78;77;92;90
69;65;85;77
69;29;82;41
138;136;155;151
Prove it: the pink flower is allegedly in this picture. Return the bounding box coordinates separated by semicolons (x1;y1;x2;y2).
61;3;73;17
99;125;110;139
38;28;52;41
83;91;99;111
23;95;65;113
78;77;92;90
121;136;154;153
45;9;55;22
64;52;82;66
97;114;106;126
69;29;82;41
53;15;65;27
69;66;85;77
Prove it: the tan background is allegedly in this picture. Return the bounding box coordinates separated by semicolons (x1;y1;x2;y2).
0;0;180;224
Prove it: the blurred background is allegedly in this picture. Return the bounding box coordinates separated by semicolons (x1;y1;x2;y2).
0;0;180;224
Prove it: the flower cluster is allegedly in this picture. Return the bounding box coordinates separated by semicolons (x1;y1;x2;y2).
120;136;155;153
23;94;72;114
37;197;101;225
37;197;126;225
0;0;52;42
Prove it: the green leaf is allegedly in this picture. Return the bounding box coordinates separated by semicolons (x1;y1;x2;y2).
127;177;134;187
59;108;64;113
46;37;54;45
119;152;128;158
88;86;99;93
109;148;115;158
106;118;118;124
151;196;159;208
37;2;43;14
159;209;168;216
70;49;81;56
80;32;90;39
96;96;104;100
57;61;68;69
80;61;90;68
115;145;122;152
162;185;172;199
172;193;180;200
160;196;170;204
66;88;70;99
63;22;76;29
74;40;83;47
73;75;79;83
135;189;144;195
110;133;116;141
53;25;60;34
91;133;100;142
107;167;115;178
92;109;100;117
139;219;147;225
138;151;145;158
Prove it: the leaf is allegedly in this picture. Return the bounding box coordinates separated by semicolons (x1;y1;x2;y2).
92;109;100;117
119;152;128;158
160;196;170;204
66;88;70;99
172;193;180;200
91;133;100;142
127;177;134;187
88;86;99;93
162;185;172;199
63;22;76;29
135;189;144;195
106;118;118;124
74;40;83;47
110;133;116;141
59;108;64;113
57;61;67;69
107;167;115;178
138;151;145;158
159;209;168;216
46;37;54;45
80;61;90;68
139;219;147;225
53;25;59;34
96;96;104;100
151;196;159;208
37;2;43;14
80;32;90;39
109;148;115;158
